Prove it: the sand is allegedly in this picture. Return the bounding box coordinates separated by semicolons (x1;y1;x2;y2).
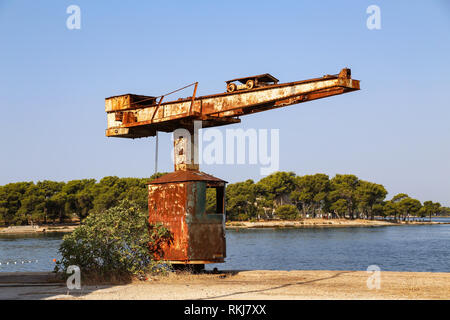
2;270;449;300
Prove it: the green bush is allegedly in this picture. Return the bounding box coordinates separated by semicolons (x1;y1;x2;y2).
55;200;172;277
275;204;299;220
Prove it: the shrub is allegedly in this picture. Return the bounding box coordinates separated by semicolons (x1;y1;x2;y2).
275;204;299;220
55;200;172;278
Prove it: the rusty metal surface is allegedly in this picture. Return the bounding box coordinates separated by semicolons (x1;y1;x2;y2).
105;68;360;138
149;182;188;261
105;94;157;112
226;73;279;84
148;178;226;264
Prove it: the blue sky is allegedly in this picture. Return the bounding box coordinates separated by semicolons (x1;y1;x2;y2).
0;1;449;205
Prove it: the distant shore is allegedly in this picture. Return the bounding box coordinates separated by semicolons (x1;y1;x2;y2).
0;224;77;235
0;218;447;235
225;218;449;229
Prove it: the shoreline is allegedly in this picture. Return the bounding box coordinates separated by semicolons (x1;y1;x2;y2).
225;218;449;229
0;225;77;235
1;270;449;300
1;218;448;235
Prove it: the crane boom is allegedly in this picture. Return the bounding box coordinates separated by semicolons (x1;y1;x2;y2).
105;68;359;139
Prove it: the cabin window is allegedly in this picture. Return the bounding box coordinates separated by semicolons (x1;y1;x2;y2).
206;186;225;214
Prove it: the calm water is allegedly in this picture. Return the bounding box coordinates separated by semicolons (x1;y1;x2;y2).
1;219;449;273
0;232;64;272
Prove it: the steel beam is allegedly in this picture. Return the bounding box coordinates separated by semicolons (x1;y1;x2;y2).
105;68;360;138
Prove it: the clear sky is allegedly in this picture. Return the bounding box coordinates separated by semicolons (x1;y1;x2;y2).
0;1;449;205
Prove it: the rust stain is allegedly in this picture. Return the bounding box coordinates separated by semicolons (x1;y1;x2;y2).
148;171;226;264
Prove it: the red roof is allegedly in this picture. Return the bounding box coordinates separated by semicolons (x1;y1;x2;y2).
148;170;227;185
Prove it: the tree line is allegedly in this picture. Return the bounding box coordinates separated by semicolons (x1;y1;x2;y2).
217;172;449;221
0;172;448;225
0;176;153;225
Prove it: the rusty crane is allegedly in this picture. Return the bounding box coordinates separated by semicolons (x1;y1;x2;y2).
104;68;360;270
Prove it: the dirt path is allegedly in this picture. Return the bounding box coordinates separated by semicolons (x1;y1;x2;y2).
2;270;448;300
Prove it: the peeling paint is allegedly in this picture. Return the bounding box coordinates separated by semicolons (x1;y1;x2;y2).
148;172;226;264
